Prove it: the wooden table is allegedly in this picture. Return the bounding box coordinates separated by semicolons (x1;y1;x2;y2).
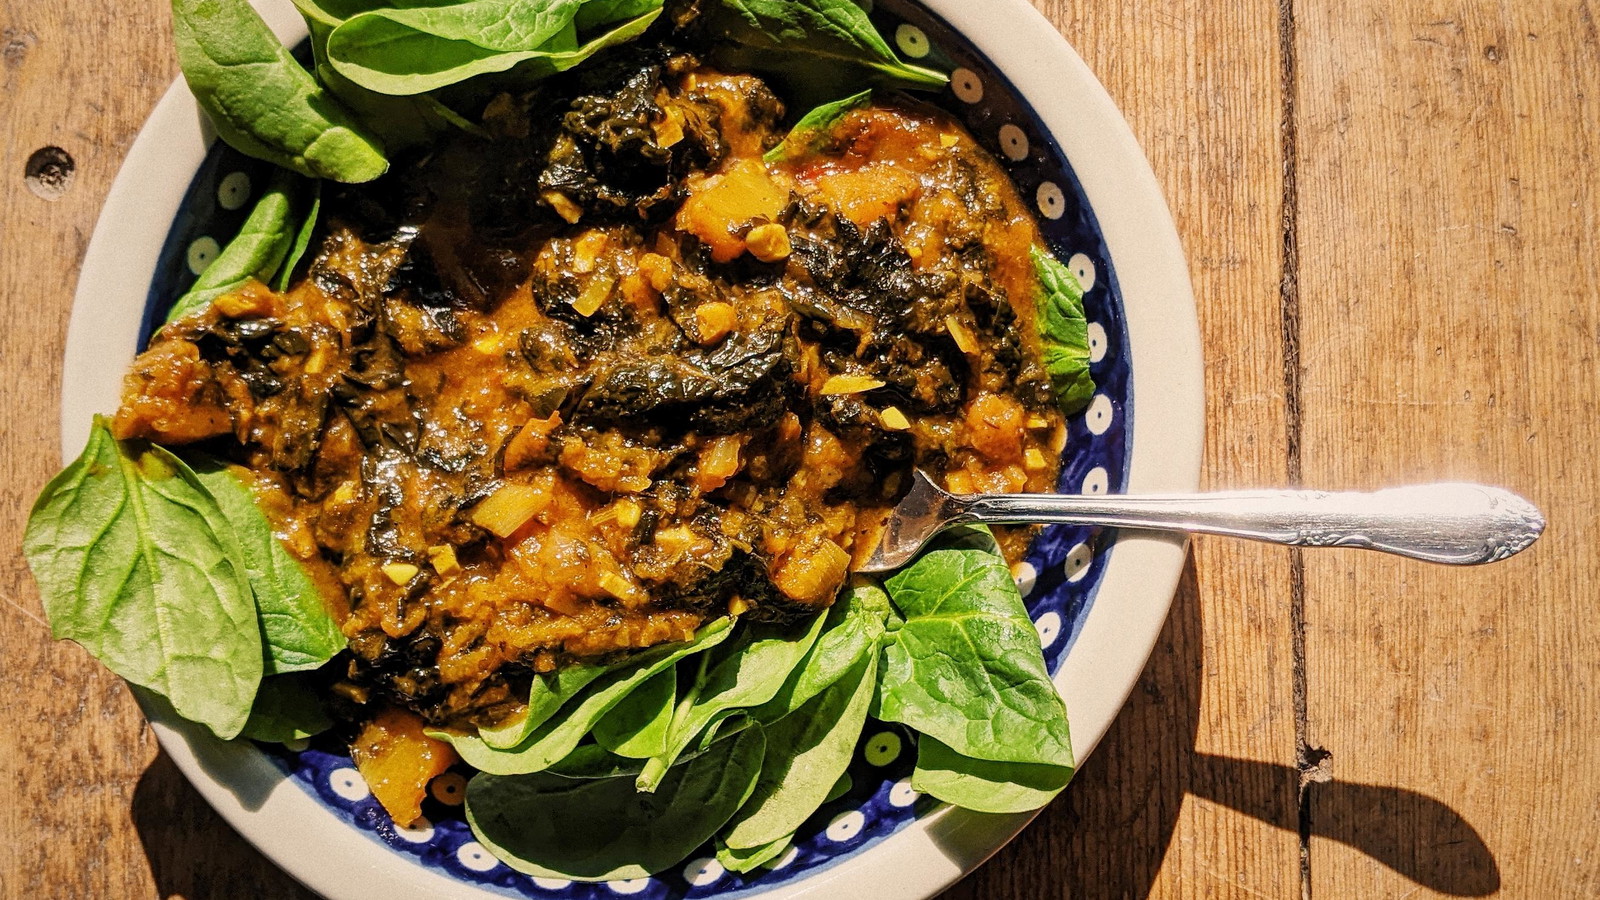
2;1;1594;897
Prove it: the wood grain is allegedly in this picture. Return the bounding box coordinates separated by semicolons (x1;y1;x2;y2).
0;0;1593;898
947;0;1303;897
1293;0;1600;897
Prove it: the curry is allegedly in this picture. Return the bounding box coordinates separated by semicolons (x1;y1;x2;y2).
111;48;1064;734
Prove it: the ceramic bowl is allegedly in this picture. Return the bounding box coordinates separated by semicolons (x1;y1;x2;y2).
61;0;1202;896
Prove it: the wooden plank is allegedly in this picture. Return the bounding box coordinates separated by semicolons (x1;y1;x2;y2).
1293;0;1600;896
945;1;1302;896
0;0;317;896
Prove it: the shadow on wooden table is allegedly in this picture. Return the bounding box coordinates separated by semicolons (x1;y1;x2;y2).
132;752;319;900
943;555;1501;899
125;556;1498;900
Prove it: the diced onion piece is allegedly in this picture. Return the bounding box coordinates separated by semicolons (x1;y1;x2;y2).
1026;413;1050;429
879;406;912;431
599;571;642;604
820;374;885;395
543;190;583;224
572;230;608;274
351;708;459;828
945;469;976;494
472;332;505;355
471;483;551;538
945;315;978;354
728;596;750;616
653;106;686;147
570;275;613;317
503;413;561;473
939;132;960;148
695;436;742;492
773;539;851;604
382;563;419;586
745;223;792;262
303;346;329;374
428;545;462;577
1024;448;1049;471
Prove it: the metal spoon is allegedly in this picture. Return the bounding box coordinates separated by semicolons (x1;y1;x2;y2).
857;470;1546;573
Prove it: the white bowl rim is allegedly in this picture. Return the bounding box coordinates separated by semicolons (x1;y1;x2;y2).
59;0;1203;897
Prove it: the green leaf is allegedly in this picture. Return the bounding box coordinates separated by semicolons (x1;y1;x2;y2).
636;613;827;791
716;833;791;873
23;418;262;739
877;526;1073;769
574;0;662;31
1031;245;1095;414
189;459;344;674
240;672;333;743
273;179;322;292
592;666;675;758
912;734;1073;814
166;168;302;323
722;650;876;849
764;89;871;162
749;578;889;724
466;725;767;880
701;0;946;104
326;0;662;95
172;0;387;182
477;657;627;749
436;617;734;775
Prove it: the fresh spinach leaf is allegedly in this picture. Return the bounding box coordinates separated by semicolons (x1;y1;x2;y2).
477;656;628;749
722;650;876;849
190;459;344;674
437;617;734;775
23;418;262;739
636;613;826;791
1032;245;1095;414
592;666;675;758
716;833;791;873
750;578;888;725
240;672;333;743
466;725;767;880
326;0;662;95
700;0;946;104
172;0;387;182
912;734;1073;814
273;179;322;292
877;526;1073;769
575;0;662;31
764;89;871;162
166;168;302;323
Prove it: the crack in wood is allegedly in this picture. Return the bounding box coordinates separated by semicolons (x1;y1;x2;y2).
1277;1;1314;899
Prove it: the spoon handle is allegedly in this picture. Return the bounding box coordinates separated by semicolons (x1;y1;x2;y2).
957;483;1545;565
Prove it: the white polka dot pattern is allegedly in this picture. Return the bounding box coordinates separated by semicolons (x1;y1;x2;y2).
186;236;220;276
1011;560;1038;595
1065;543;1093;584
1035;181;1066;220
456;842;499;872
683;857;725;887
606;877;650;895
1035;610;1062;649
1087;321;1108;363
951;67;984;103
863;731;902;766
1081;466;1109;495
895;23;930;58
217;171;252;210
1067;252;1097;292
999;123;1030;161
1085;394;1113;436
328;768;369;802
825;810;867;842
888;778;920;808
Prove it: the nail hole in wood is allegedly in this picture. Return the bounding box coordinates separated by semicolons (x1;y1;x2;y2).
24;146;74;200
